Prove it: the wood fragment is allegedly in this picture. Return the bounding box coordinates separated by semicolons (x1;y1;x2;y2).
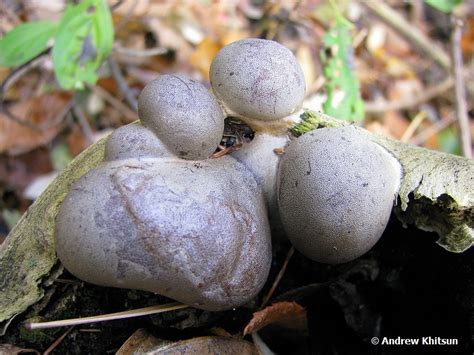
260;247;295;309
363;1;451;70
451;17;472;158
43;326;75;355
26;303;188;330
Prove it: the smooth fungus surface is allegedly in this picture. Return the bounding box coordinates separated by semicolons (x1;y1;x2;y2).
210;39;305;121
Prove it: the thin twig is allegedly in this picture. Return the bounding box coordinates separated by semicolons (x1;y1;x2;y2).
43;326;75;355
451;17;472;158
364;76;454;113
0;50;71;129
107;57;138;111
87;83;138;123
260;246;295;309
113;44;168;58
26;302;188;330
363;1;451;70
251;332;275;355
72;100;95;145
411;114;457;146
400;111;427;143
110;0;125;11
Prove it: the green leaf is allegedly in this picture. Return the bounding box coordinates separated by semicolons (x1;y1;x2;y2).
51;143;73;171
320;16;364;121
438;127;462;155
0;21;58;67
52;0;114;90
426;0;462;13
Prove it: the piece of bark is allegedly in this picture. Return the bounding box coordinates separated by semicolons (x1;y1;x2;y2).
0;137;106;325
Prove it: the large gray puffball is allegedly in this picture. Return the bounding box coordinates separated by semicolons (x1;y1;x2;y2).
277;126;401;264
138;75;225;160
210;39;305;121
55;156;271;311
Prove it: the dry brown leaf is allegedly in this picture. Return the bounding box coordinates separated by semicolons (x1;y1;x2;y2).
189;37;221;80
0;343;39;354
461;17;474;55
0;93;70;155
154;337;257;355
116;328;164;355
0;148;53;192
243;301;307;336
117;330;257;355
383;111;410;139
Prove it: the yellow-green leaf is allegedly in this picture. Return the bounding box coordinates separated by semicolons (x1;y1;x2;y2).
0;21;57;67
52;0;114;90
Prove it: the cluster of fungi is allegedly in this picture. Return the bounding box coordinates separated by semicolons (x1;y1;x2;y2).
55;39;401;311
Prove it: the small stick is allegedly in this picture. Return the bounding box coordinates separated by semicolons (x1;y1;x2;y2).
363;1;451;70
411;114;457;146
107;57;138;111
260;246;295;309
113;45;168;58
87;83;138;123
0;50;72;129
400;111;427;143
451;17;472;158
26;302;188;330
251;331;275;355
43;326;75;355
72;101;95;145
364;76;454;113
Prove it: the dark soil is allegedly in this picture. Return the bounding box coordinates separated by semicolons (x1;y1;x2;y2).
2;216;473;354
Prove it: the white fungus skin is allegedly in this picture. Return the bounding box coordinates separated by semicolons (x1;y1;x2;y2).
55;156;272;311
138;74;225;160
210;39;305;121
232;133;288;221
277;126;401;264
105;122;173;161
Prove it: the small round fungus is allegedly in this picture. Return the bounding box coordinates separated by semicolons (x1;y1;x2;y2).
105;122;173;161
277;126;401;264
138;74;225;160
210;39;305;121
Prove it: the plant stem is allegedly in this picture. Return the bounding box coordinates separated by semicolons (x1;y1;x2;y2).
451;17;472;158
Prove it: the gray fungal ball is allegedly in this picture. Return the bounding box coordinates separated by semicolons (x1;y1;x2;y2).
277;126;401;264
210;39;305;121
105;122;173;161
55;156;271;311
138;74;225;160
